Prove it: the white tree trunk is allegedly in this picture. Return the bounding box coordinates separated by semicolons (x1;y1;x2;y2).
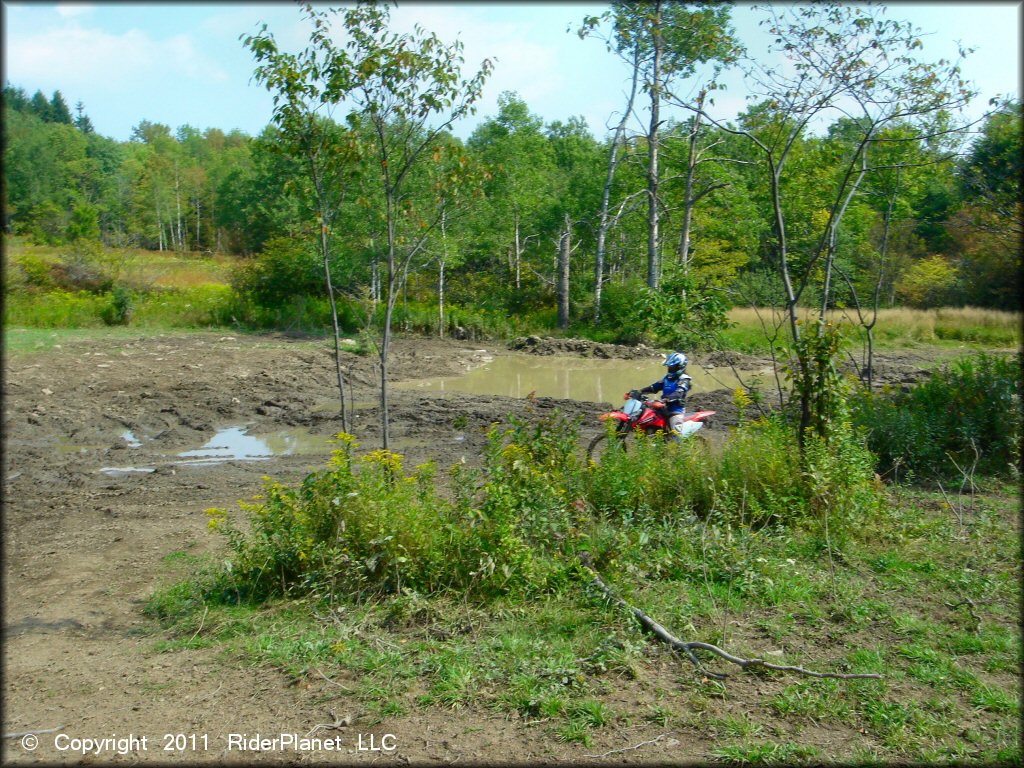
646;0;663;290
438;205;447;338
175;166;183;251
557;213;571;329
514;212;522;290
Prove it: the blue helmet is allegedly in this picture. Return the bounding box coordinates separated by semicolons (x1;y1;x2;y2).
664;352;687;372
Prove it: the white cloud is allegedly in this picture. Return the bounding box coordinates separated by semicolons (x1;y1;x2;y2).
330;4;605;127
56;4;94;18
4;23;228;89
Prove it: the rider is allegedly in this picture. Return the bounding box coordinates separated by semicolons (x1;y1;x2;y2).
638;352;691;438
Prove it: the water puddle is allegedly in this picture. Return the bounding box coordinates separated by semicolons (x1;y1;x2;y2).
57;439;107;455
395;354;772;404
97;425;334;475
100;466;156;477
176;426;332;466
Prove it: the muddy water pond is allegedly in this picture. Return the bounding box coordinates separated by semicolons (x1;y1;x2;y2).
395;354;772;404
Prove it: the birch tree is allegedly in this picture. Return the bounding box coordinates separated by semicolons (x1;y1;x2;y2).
683;2;975;443
341;2;492;449
243;3;362;431
579;1;741;305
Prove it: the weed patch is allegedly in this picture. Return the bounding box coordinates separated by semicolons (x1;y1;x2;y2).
144;402;1019;762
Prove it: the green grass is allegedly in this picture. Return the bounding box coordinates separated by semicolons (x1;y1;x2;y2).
141;476;1020;763
711;741;820;764
4;285;237;330
3;326;150;353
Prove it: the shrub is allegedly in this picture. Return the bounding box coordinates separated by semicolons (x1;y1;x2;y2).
200;402;885;608
66;202;101;242
231;236;325;308
631;270;731;351
205;426;581;603
593;280;647;344
853;353;1022;479
51;240;119;293
101;285;134;325
730;267;787;307
896;255;959;308
11;251;57;291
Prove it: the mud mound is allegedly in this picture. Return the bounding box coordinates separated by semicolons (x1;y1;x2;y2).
698;349;775;370
509;335;658;359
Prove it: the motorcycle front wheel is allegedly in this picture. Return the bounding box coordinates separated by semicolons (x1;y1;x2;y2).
587;430;629;464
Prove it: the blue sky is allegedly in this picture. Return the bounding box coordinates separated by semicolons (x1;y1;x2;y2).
2;2;1020;142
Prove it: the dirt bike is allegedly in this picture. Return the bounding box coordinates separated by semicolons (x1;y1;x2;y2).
587;390;715;462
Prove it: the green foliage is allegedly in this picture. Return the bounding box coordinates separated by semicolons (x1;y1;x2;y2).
711;740;820;764
144;404;1020;762
4;289;110;328
200;395;889;609
632;270;732;349
896;254;960;308
50;239;120;293
4;282;236;329
101;284;134;325
786;320;848;441
230;236;324;308
205;423;578;603
9;251;57;291
66;202;100;242
852;353;1022;479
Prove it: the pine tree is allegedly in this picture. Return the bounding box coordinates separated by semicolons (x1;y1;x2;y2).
74;101;95;133
49;90;73;124
29;90;50;120
3;84;30;112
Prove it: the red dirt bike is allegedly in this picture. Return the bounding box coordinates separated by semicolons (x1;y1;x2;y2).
587;390;715;462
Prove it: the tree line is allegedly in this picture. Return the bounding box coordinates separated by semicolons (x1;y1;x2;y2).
3;3;1020;330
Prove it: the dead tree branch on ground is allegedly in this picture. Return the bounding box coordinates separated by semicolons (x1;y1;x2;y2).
578;551;882;681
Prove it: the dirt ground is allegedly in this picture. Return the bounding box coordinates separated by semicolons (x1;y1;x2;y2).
1;331;955;764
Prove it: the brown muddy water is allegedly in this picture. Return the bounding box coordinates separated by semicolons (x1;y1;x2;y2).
394;354;773;404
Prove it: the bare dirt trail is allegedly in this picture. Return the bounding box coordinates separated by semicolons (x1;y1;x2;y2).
1;331;943;764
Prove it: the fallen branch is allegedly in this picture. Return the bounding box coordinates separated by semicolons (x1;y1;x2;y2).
944;597;982;630
305;709;352;738
189;606;208;643
315;667;355;693
578;552;881;681
3;725;65;739
584;733;668;759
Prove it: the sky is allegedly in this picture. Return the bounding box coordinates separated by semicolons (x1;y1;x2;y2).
2;1;1021;143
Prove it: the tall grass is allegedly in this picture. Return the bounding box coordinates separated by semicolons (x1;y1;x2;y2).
3;290;111;328
4;285;237;329
724;307;1021;353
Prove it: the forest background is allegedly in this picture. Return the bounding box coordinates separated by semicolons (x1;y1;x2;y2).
3;1;1021;344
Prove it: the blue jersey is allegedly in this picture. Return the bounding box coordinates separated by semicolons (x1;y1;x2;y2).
644;372;691;415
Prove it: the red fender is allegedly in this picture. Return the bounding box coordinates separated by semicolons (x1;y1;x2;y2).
684;410;716;422
598;412;630;422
